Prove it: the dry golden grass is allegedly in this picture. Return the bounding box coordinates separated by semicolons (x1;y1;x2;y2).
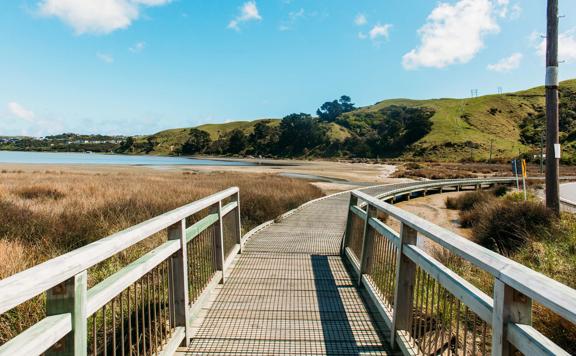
0;169;323;343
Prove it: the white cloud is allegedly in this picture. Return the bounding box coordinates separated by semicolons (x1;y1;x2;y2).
228;1;262;31
278;8;304;31
402;0;501;69
536;28;576;63
129;41;146;53
354;14;367;26
487;52;522;72
37;0;171;35
369;23;392;41
97;52;114;63
8;102;35;122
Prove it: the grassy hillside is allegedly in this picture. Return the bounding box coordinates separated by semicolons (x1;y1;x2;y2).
344;79;576;161
126;79;576;160
196;119;280;140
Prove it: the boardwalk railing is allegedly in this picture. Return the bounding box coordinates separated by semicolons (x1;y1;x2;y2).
0;187;242;356
342;179;576;356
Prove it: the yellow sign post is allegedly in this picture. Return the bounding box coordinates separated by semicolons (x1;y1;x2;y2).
521;159;527;200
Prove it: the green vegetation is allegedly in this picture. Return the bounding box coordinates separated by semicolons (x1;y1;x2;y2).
444;189;576;352
4;80;576;162
0;133;124;153
115;79;576;161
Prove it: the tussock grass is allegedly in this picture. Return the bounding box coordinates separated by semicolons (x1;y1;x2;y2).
440;189;574;352
445;190;495;211
0;170;323;343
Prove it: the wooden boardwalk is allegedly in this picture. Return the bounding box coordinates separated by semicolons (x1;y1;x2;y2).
3;178;576;355
180;189;395;355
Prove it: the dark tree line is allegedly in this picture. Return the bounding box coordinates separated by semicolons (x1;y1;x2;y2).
117;96;436;158
520;87;576;145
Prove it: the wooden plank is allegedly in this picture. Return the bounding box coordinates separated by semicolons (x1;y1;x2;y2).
46;271;87;356
507;323;570;356
391;223;417;346
186;213;219;243
86;240;179;316
0;187;239;315
213;202;225;282
358;205;377;286
223;244;241;272
367;217;399;247
360;274;393;329
492;279;532;356
221;201;238;217
349;205;366;221
0;314;72;356
352;189;576;325
403;245;493;324
158;326;185;356
344;247;360;280
234;192;242;253
341;194;358;255
169;219;191;346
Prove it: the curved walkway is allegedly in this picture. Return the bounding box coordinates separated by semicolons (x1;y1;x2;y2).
181;184;416;355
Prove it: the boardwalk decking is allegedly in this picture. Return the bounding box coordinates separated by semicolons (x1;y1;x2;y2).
180;189;395;355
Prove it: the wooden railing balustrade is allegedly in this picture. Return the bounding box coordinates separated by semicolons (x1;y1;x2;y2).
342;179;576;356
0;188;242;356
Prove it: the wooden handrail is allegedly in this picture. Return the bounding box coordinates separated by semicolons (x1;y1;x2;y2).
0;187;241;355
344;179;576;356
0;187;238;315
352;189;576;325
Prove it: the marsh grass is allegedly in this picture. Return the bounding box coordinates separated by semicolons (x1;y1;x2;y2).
0;170;323;344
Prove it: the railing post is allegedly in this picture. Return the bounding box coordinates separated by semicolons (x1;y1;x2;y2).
212;201;225;282
168;219;191;346
358;204;377;287
390;222;417;346
341;194;358;256
491;280;532;356
46;271;87;356
234;191;242;253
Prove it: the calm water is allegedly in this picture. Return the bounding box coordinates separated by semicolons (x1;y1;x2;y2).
0;151;253;166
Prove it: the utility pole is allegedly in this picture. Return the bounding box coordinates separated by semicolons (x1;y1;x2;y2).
489;139;494;163
540;131;544;174
545;0;560;214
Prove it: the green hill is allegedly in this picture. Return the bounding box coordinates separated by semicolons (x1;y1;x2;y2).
337;79;576;161
123;79;576;161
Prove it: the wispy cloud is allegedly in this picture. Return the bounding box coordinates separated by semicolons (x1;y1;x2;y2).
402;0;503;70
369;24;392;40
8;102;35;122
97;52;114;64
129;41;146;53
358;23;392;44
37;0;172;35
535;28;576;63
228;1;262;31
354;14;367;26
487;52;522;72
278;8;305;31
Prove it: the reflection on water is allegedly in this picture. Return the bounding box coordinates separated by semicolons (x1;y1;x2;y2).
0;151;253;166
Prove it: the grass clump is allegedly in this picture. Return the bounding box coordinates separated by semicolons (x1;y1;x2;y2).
15;186;65;201
471;200;556;256
445;190;495;211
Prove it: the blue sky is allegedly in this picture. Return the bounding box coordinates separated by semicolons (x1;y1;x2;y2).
1;0;576;136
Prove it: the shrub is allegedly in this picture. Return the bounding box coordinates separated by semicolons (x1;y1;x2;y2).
445;191;495;211
493;185;508;197
472;201;556;256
